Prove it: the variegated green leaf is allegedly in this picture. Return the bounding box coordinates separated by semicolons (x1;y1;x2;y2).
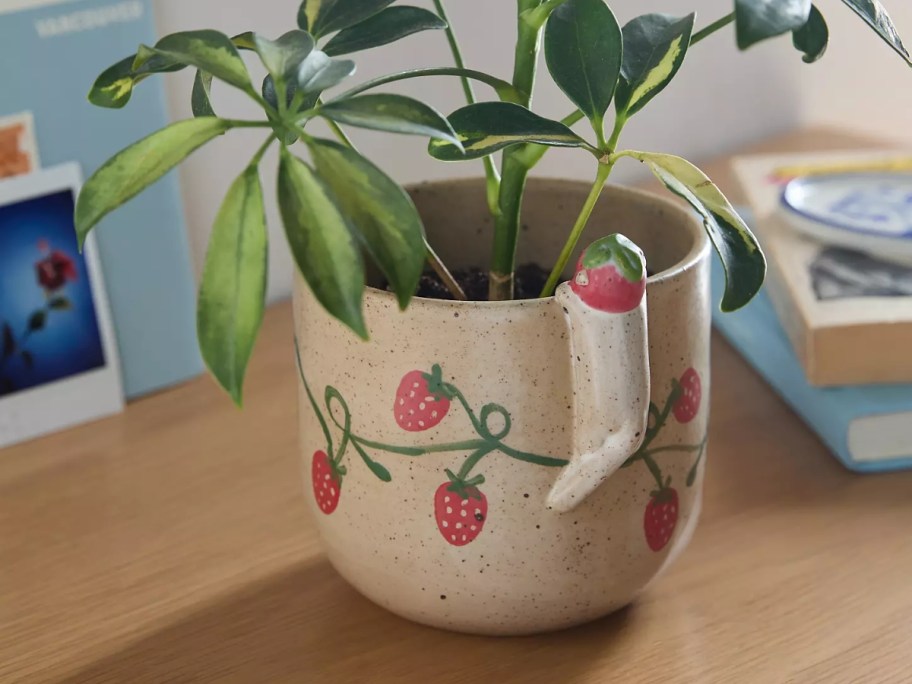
428;102;585;161
232;32;257;51
277;147;367;338
75;118;231;246
88;56;143;109
324;6;446;56
89;32;257;110
616;13;694;117
197;166;268;405
253;30;315;82
792;5;828;63
320;94;460;147
298;0;394;39
308;138;425;309
143;30;253;92
544;0;623;126
191;70;216;117
735;0;811;49
839;0;911;65
297;50;356;94
88;53;184;109
618;150;766;311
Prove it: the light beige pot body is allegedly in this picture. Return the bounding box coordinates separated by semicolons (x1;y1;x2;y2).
293;178;711;635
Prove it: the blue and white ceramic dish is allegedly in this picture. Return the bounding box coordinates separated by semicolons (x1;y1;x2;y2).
780;172;912;265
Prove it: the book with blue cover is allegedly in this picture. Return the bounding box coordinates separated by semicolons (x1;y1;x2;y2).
711;255;912;473
0;0;202;399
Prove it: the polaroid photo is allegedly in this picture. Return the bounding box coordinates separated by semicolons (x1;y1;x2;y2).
0;162;123;449
0;112;40;180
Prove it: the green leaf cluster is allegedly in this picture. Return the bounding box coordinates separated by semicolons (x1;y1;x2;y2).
77;0;912;404
79;0;460;403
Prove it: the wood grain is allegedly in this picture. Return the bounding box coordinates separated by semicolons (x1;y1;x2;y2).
3;129;912;683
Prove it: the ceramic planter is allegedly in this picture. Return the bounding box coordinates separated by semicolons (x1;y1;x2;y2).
293;178;711;635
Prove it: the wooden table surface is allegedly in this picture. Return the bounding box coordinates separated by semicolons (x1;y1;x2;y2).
3;130;912;683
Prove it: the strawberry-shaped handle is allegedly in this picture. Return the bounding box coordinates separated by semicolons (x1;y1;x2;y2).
547;234;651;513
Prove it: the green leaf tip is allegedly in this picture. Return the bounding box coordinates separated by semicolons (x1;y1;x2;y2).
197;165;268;410
617;149;766;312
75;118;231;246
545;0;623;124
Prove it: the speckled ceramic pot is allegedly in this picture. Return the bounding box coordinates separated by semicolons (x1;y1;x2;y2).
292;178;711;635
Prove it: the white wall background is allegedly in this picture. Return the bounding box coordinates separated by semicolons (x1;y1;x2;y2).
151;0;912;302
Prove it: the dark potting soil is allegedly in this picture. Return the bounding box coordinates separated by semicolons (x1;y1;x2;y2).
409;263;557;301
387;264;654;302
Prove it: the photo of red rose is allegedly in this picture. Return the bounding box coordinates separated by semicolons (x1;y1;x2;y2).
0;188;105;397
35;247;77;292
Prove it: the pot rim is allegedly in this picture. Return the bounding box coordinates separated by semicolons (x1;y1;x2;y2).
364;177;711;309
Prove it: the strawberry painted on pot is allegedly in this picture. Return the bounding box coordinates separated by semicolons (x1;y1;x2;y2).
394;364;452;432
673;367;702;424
434;470;488;546
644;486;679;552
312;449;344;515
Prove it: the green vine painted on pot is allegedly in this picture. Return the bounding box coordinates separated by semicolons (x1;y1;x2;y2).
623;366;708;552
295;338;568;544
300;336;710;551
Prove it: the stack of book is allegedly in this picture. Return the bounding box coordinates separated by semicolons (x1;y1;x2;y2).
711;151;912;472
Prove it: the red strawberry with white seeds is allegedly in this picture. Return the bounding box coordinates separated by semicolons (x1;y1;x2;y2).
569;234;647;313
644;487;679;551
312;450;343;514
673;367;702;424
394;364;452;432
434;472;488;546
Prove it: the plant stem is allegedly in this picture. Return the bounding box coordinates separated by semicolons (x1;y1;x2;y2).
692;12;735;45
425;239;467;301
431;0;501;215
224;119;275;129
489;153;530;301
433;0;474;105
250;135;275;166
539;162;613;297
606;113;626;152
326;119;356;150
526;0;569;26
512;0;543;104
331;68;522;104
487;0;543;301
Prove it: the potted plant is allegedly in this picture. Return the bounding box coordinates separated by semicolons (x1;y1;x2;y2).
76;0;909;634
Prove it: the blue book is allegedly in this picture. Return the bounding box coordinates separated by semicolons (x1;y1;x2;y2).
0;0;203;398
711;257;912;473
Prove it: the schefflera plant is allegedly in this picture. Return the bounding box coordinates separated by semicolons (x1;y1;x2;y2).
75;0;911;404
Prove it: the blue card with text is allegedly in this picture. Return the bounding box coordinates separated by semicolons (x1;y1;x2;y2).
0;0;203;399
